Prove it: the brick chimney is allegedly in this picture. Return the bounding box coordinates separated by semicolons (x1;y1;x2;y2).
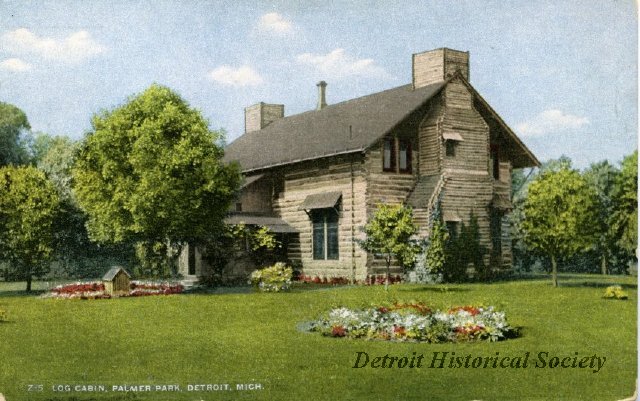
244;102;284;133
412;48;469;89
316;81;327;110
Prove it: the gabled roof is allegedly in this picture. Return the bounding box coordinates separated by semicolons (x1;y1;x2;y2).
224;74;539;172
224;82;446;172
102;266;131;281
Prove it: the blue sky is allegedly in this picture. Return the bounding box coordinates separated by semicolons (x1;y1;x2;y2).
0;0;636;169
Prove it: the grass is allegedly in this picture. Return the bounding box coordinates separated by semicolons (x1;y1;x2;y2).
0;273;636;401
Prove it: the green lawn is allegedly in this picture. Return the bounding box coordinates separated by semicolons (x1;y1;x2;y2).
0;274;636;401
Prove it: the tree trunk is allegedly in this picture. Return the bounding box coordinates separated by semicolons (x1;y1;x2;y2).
385;257;391;291
601;254;607;275
26;275;32;292
551;255;558;288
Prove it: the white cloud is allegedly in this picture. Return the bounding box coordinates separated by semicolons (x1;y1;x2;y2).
1;28;105;63
208;65;264;87
0;58;32;72
256;12;294;35
516;109;590;136
296;48;388;80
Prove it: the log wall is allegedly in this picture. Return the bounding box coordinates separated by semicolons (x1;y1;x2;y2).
237;178;272;213
272;154;370;280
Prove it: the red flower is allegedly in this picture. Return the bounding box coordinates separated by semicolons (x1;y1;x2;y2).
331;325;347;337
393;325;406;336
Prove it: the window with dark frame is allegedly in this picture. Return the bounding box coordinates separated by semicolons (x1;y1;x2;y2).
490;145;500;180
312;209;339;260
383;137;412;174
383;137;395;172
445;140;456;157
398;139;412;173
445;221;459;240
235;202;243;212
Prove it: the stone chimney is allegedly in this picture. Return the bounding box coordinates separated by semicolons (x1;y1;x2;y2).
316;81;327;110
412;48;469;89
244;102;284;133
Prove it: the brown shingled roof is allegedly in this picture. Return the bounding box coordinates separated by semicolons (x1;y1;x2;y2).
224;82;447;172
224;75;539;172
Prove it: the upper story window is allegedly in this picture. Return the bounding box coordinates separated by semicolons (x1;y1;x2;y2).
443;132;463;158
490;144;500;180
383;137;412;174
398;139;412;173
383;138;395;172
445;140;456;157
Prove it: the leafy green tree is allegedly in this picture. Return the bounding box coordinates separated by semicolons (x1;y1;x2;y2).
583;160;620;274
360;204;419;289
521;167;599;287
0;166;60;291
0;102;31;166
425;219;448;275
442;214;488;282
610;151;638;257
72;84;241;274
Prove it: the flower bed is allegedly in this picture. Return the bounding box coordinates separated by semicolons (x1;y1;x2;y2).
297;275;351;285
306;302;517;343
43;281;183;299
295;274;403;286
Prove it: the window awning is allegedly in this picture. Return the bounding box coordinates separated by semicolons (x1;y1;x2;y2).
442;132;464;141
298;191;342;211
225;214;298;233
491;193;512;211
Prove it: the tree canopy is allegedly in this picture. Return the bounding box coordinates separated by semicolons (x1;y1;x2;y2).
610;151;638;255
0;102;31;166
360;204;419;289
0;165;60;291
521;166;599;286
72;85;241;254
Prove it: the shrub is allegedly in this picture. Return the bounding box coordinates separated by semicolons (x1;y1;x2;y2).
603;285;628;300
249;262;292;292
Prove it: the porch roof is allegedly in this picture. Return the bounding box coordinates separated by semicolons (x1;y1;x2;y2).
225;213;298;233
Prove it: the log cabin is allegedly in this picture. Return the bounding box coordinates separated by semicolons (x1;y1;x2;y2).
179;48;539;283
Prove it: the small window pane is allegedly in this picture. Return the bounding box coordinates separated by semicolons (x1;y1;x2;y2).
326;220;339;260
399;140;411;173
312;211;325;260
446;140;456;157
491;146;500;180
383;138;395;171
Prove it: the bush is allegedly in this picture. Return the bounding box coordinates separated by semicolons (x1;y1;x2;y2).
249;262;292;292
603;285;628;300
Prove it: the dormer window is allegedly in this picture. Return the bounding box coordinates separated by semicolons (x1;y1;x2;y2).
383;137;412;174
